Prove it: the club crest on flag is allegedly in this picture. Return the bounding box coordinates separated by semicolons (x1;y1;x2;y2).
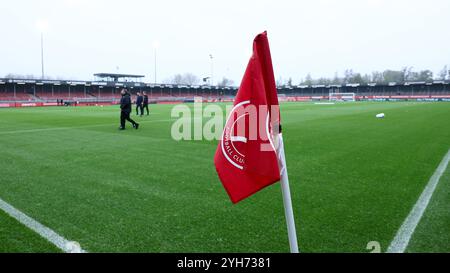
221;101;279;171
221;100;250;170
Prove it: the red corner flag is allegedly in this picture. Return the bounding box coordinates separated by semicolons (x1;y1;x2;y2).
214;31;281;204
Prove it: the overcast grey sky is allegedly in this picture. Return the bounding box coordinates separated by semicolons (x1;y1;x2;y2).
1;0;449;84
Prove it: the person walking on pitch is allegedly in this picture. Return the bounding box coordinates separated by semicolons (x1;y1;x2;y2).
142;91;149;116
119;89;139;130
136;91;144;116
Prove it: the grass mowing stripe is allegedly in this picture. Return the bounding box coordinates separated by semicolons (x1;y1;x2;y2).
0;118;173;135
0;197;87;253
387;149;450;253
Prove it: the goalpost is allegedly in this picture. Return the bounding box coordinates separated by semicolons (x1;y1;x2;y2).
329;92;356;102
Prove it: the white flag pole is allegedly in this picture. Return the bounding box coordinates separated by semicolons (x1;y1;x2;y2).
277;133;299;253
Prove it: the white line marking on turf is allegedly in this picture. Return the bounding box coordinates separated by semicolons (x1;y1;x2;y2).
0;197;87;253
387;149;450;253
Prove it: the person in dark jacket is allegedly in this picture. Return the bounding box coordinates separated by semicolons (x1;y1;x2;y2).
142;91;149;116
119;89;139;130
136;91;144;116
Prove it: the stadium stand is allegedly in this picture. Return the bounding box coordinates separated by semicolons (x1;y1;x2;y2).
0;78;449;106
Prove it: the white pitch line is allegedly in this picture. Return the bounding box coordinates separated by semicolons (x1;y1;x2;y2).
387;149;450;253
0;118;173;135
0;197;87;253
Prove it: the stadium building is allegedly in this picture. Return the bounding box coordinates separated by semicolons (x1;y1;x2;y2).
1;73;450;107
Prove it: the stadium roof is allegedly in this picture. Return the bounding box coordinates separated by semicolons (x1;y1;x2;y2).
93;73;145;82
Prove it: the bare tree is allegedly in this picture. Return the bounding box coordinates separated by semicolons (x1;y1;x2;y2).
276;76;284;87
383;69;405;83
417;70;433;81
217;77;234;87
316;77;331;85
183;73;199;85
371;71;383;83
362;74;371;84
438;65;448;80
343;69;354;84
332;72;341;85
169;73;200;85
172;74;184;84
402;67;413;82
302;73;313;86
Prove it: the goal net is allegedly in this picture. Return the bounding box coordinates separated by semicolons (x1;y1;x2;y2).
329;92;356;102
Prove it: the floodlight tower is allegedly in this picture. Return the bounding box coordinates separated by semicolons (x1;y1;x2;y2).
209;54;214;86
36;20;49;79
153;41;160;84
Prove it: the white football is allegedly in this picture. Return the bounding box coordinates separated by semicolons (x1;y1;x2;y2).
376;113;385;118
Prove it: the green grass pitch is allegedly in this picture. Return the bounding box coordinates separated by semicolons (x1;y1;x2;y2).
0;101;449;253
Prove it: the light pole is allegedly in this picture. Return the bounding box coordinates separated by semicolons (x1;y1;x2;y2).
36;20;48;79
153;41;160;84
40;32;44;79
209;54;214;86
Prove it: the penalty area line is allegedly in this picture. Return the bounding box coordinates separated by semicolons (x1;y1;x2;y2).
0;197;87;253
387;149;450;253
